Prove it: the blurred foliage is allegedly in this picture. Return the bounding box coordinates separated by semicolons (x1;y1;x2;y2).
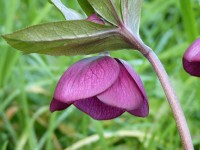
0;0;200;150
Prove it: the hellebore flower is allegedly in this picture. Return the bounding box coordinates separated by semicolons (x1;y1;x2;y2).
50;56;149;120
183;38;200;77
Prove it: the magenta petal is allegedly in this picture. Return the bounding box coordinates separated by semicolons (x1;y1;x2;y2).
183;38;200;77
183;60;200;76
50;98;70;112
184;38;200;61
118;59;149;116
54;56;120;103
128;99;149;117
74;97;124;120
97;60;145;111
118;59;148;101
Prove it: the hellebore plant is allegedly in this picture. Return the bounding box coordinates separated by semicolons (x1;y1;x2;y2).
50;14;148;120
2;0;194;149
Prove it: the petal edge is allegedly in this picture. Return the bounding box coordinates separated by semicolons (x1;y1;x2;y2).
50;98;71;112
128;99;149;117
74;97;124;120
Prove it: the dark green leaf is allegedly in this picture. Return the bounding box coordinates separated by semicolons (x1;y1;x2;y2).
121;0;142;35
77;0;95;16
2;20;131;56
50;0;83;20
87;0;121;25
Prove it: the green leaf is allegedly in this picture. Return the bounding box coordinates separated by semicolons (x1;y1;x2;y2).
121;0;142;36
87;0;121;25
2;20;131;56
50;0;83;20
77;0;95;16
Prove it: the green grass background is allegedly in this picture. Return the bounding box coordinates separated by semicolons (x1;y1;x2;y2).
0;0;200;150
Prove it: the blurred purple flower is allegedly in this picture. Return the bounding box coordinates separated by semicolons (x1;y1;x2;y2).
50;56;149;120
183;38;200;77
87;13;104;24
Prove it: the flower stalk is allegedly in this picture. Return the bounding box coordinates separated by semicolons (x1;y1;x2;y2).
121;24;194;149
144;49;194;150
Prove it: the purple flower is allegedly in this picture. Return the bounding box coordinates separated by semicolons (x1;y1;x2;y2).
87;14;104;24
50;56;149;120
183;38;200;77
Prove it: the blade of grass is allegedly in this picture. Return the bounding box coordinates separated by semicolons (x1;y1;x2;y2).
31;3;53;25
179;0;198;42
1;113;18;145
92;120;108;150
82;115;89;137
0;0;20;87
19;59;37;150
37;108;74;150
45;112;57;150
0;90;20;111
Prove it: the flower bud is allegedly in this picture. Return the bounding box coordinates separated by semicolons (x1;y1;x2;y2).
87;14;104;24
183;38;200;77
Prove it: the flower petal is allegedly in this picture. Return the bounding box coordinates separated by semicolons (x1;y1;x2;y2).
118;59;149;116
54;56;120;102
183;38;200;76
128;99;149;117
74;97;124;120
184;38;200;62
183;60;200;76
97;59;145;111
118;59;148;101
50;98;70;112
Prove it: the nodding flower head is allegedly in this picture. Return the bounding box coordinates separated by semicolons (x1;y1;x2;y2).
50;56;149;120
183;38;200;77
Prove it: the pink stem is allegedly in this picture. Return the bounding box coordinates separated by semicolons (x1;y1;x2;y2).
145;50;193;150
120;25;193;149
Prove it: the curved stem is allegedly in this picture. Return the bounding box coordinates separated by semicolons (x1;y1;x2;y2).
144;49;193;150
119;24;193;149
